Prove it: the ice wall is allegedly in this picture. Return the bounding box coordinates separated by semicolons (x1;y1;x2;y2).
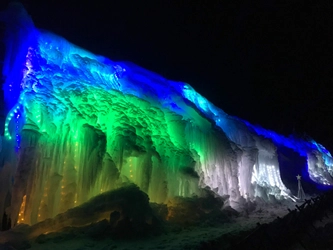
1;3;333;227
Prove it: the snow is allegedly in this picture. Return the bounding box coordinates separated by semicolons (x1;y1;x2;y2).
2;194;333;249
0;3;333;245
0;201;291;250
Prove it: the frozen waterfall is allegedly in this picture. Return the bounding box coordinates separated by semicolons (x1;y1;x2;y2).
0;3;333;228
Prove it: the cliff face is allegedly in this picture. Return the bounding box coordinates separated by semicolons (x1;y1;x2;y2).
1;3;332;228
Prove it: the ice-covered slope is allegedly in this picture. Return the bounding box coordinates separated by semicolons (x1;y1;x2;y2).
1;3;332;228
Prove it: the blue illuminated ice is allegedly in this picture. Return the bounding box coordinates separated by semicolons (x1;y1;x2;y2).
0;2;332;228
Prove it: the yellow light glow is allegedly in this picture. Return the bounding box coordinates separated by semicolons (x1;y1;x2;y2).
17;195;27;224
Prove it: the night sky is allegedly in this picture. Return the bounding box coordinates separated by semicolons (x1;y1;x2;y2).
1;1;333;150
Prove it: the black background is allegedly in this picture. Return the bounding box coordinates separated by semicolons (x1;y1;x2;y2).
1;0;333;151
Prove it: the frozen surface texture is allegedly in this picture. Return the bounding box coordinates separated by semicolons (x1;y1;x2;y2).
0;3;332;227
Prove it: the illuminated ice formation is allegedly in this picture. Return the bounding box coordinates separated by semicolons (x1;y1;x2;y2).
0;3;332;227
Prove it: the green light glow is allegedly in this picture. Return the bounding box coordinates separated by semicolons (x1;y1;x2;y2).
2;8;333;228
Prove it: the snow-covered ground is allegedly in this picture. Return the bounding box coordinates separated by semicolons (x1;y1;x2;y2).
2;184;333;250
0;200;293;250
27;217;271;250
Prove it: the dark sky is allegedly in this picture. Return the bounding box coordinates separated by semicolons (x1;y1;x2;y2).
1;1;333;151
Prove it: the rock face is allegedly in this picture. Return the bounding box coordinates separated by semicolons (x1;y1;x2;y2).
1;3;333;228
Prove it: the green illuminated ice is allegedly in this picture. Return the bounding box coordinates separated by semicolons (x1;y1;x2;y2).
1;3;332;228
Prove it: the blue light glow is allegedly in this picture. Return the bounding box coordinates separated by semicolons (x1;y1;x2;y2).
2;3;333;224
3;16;333;187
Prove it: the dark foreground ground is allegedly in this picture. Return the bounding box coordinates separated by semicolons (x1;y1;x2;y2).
1;185;333;250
